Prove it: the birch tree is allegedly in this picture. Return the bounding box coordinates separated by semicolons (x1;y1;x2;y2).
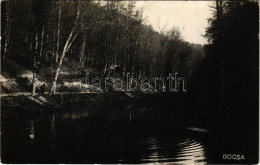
49;1;101;94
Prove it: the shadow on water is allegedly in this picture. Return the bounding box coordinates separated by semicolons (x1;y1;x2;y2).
1;102;209;164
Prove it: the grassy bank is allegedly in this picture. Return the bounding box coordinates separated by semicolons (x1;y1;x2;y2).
1;92;134;119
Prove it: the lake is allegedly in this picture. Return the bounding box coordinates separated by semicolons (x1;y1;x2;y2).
1;102;216;164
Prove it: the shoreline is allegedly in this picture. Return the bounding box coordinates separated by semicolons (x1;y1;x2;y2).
1;91;187;120
1;92;168;118
1;92;131;118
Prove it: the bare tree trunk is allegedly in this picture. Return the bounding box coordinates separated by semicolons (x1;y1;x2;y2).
49;3;81;95
45;32;49;60
52;22;56;65
55;2;61;63
32;33;38;96
123;39;127;74
32;71;37;96
50;27;79;94
50;34;72;94
39;27;45;57
79;33;86;67
103;56;108;75
2;1;10;61
138;39;142;79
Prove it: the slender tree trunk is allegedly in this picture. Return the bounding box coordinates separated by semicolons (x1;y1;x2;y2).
39;27;45;57
56;2;61;63
50;28;79;94
49;34;72;95
45;32;49;60
52;22;56;65
32;33;38;96
138;39;142;79
79;33;86;67
2;1;10;61
49;3;81;95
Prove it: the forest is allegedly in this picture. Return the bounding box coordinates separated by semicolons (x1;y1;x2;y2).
1;0;204;95
1;0;258;111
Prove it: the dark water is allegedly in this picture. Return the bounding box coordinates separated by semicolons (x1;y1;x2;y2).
1;103;211;164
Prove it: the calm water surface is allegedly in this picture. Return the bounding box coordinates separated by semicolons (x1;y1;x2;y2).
2;103;209;164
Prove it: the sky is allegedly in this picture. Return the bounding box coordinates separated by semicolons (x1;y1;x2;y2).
135;1;214;44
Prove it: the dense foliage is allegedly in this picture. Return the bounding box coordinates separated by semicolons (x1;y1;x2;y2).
1;0;203;94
